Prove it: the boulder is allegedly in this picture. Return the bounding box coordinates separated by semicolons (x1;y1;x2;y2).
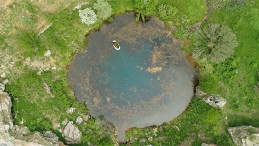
76;116;83;124
62;121;82;144
228;126;259;146
203;95;226;108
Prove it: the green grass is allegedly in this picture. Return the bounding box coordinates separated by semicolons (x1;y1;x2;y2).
159;0;207;24
125;98;234;145
1;0;259;145
202;0;259;117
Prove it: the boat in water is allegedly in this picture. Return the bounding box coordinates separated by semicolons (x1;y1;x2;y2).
112;40;120;50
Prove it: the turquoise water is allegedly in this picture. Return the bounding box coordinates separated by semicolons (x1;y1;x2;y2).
97;41;161;104
68;13;196;142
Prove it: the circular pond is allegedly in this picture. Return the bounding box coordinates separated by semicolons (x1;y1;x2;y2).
68;13;196;142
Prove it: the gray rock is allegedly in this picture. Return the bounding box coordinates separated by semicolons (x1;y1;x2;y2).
203;95;226;108
0;83;4;92
81;113;90;122
62;118;68;126
12;125;30;136
2;80;8;85
44;50;51;57
43;131;59;142
62;121;82;144
66;107;75;114
1;73;6;78
76;116;83;124
148;137;153;142
43;83;51;94
228;126;259;146
0;92;13;129
139;138;146;143
195;86;207;97
0;92;58;146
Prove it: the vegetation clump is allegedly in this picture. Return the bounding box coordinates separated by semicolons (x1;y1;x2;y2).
134;0;158;15
193;23;238;63
157;4;178;21
79;8;97;25
93;0;113;19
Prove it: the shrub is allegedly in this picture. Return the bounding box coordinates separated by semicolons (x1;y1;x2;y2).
133;0;158;15
93;0;113;19
193;23;238;63
157;4;178;21
79;8;97;25
207;0;229;11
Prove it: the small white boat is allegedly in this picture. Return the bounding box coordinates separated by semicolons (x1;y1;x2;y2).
112;40;120;50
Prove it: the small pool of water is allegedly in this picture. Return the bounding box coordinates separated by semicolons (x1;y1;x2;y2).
68;13;196;142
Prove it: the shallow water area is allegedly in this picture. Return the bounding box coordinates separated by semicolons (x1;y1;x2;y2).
68;13;196;142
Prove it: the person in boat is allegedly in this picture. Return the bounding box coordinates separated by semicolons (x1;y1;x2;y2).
112;40;120;50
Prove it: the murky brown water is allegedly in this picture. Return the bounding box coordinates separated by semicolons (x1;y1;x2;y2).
68;13;196;142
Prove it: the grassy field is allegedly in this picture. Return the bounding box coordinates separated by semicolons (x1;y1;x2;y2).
0;0;258;145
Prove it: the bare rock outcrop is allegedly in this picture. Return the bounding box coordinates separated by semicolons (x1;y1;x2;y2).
0;92;13;130
0;90;58;146
43;131;59;143
203;95;226;108
62;121;82;144
228;126;259;146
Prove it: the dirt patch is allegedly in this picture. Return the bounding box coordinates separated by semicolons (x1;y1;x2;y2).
0;0;14;9
33;0;71;12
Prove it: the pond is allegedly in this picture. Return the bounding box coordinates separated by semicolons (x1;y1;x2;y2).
68;13;196;142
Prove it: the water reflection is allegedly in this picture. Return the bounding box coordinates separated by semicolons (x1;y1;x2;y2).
68;13;196;142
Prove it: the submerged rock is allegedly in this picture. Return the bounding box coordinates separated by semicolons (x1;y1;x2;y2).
228;126;259;146
203;95;226;108
62;121;82;144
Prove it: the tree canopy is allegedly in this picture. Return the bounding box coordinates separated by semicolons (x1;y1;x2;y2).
93;0;113;19
193;23;239;63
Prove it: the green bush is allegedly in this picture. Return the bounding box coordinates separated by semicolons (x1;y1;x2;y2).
193;23;239;63
133;0;158;15
157;4;178;21
93;0;113;19
16;31;44;57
